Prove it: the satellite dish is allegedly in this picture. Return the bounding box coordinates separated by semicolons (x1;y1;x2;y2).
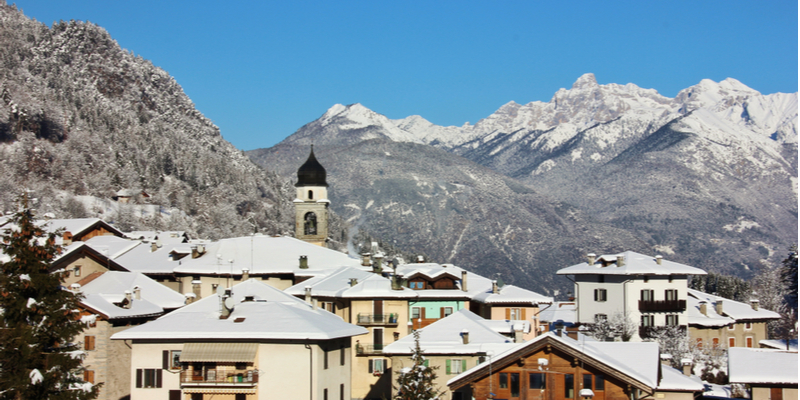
224;297;235;310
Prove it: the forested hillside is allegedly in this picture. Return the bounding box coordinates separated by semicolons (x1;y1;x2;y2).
0;4;296;239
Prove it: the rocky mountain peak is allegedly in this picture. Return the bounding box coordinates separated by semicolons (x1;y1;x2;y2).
572;73;599;89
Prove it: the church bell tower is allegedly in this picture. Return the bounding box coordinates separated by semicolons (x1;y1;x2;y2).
294;146;329;246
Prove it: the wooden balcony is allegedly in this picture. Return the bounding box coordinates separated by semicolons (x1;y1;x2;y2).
180;368;258;387
639;299;686;312
356;313;399;326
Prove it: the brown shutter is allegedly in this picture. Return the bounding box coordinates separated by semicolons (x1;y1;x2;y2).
505;308;511;320
521;308;527;320
163;350;169;369
156;369;163;388
368;359;373;373
136;369;142;388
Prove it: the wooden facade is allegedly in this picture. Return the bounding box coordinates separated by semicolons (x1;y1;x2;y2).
450;336;653;400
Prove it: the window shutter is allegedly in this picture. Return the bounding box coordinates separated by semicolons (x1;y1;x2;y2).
521;309;527;320
440;307;446;319
156;369;163;388
446;359;451;374
462;359;467;372
368;359;373;373
505;308;511;320
136;369;142;388
594;290;598;301
163;350;169;369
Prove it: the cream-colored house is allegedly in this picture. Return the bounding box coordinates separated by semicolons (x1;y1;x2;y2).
112;279;367;400
686;289;780;349
285;267;416;400
729;348;798;400
471;282;553;340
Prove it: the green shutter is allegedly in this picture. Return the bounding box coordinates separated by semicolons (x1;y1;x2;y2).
462;359;467;372
446;359;451;374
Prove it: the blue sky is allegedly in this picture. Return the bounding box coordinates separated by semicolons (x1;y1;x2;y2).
13;1;798;150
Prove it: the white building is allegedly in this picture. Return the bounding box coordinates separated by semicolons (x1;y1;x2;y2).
556;251;706;340
111;279;367;400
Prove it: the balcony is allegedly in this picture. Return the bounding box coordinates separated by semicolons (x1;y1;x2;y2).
356;313;399;326
639;299;686;312
355;343;385;355
180;368;259;387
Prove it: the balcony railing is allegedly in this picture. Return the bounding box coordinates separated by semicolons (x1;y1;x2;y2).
355;343;385;355
356;314;399;326
639;299;686;312
180;369;258;386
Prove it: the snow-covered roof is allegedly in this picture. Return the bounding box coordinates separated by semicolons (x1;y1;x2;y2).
43;218;123;240
382;309;515;356
687;289;780;325
759;339;798;351
537;302;576;324
81;271;186;311
447;332;660;390
125;230;187;245
111;279;367;341
52;242;129;272
728;348;798;385
471;284;553;305
82;293;164;320
172;235;361;276
84;235;140;259
657;365;704;392
285;267;417;299
394;263;494;299
113;240;183;274
557;251;707;276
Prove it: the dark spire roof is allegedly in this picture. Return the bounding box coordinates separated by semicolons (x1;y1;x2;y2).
295;146;328;187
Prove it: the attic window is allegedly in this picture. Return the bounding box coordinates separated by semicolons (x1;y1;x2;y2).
234;317;246;323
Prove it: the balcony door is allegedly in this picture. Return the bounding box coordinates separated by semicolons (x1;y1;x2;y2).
374;300;384;323
373;328;384;351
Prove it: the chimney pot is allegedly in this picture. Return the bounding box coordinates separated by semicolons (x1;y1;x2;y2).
616;255;624;267
461;271;468;292
750;298;759;311
242;268;250;281
191;245;199;258
133;285;141;300
373;254;383;273
361;253;371;267
699;301;707;316
587;253;596;265
304;286;312;304
299;255;309;269
461;329;470;344
417;255;424;263
151;242;158;252
655;255;663;265
715;300;723;316
492;280;499;294
124;290;132;309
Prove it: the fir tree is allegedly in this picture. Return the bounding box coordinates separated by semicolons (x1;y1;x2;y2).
0;200;99;399
394;330;443;400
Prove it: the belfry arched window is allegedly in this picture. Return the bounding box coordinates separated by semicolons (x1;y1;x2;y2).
304;212;317;235
308;190;314;200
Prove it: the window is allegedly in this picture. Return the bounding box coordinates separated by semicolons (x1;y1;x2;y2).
235;395;246;400
410;281;425;289
191;394;203;400
322;302;334;312
324;348;329;369
745;322;752;330
169;390;182;400
169;351;182;370
598;275;605;283
746;337;753;348
443;307;453;318
510;373;520;397
308;190;314;200
594;314;607;323
594;289;607;302
340;384;345;400
136;368;163;388
446;359;466;374
641;289;654;301
369;358;385;374
530;373;546;389
643;276;649;283
411;307;421;319
696;338;703;349
666;314;679;326
508;307;521;320
583;374;592;390
340;346;345;366
499;373;508;389
74;266;82;277
727;324;735;331
565;374;574;399
84;370;94;384
641;315;654;327
712;338;720;348
665;289;678;301
595;375;604;391
84;335;95;351
323;388;328;400
728;337;735;348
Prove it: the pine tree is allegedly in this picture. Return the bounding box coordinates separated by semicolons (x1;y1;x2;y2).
394;330;443;400
0;200;100;399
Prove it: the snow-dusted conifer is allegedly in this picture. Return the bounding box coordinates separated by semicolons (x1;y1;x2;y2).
0;197;100;399
394;330;443;400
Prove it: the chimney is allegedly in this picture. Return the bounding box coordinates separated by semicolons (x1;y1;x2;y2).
514;324;524;343
191;245;199;258
350;278;358;287
304;286;312;304
616;255;625;267
242;268;250;281
391;274;402;291
681;359;692;376
63;231;73;246
492;280;499;294
750;298;759;311
192;279;202;299
151;242;158;252
699;301;707;316
124;290;132;309
660;353;673;366
184;292;196;304
461;329;470;344
461;271;468;292
587;253;596;265
373;254;383;273
416;255;424;263
220;288;233;319
70;283;81;292
361;253;371;267
655;255;663;265
299;255;309;269
133;285;141;300
715;300;723;316
407;321;413;334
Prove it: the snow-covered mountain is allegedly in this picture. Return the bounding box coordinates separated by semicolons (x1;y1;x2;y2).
250;74;797;285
